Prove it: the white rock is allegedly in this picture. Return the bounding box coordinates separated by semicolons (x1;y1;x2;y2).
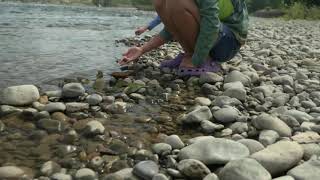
40;161;61;176
213;107;239;123
0;85;40;106
0;166;25;179
164;135;185;149
85;120;105;135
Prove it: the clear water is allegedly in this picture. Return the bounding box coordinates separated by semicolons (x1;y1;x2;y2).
0;2;159;88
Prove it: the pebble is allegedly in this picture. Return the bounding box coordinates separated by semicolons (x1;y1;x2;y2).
213;107;239;123
85;120;105;135
251;141;303;176
179;138;249;165
132;161;159;180
219;158;272;180
224;70;251;86
51;173;72;180
237;139;265;154
62;83;85;98
177;159;211;179
152;143;172;155
284;109;313;123
0;85;40;105
66;102;89;113
86;94;103;105
259;130;280;146
224;81;247;101
252;113;292;137
195;97;211;106
75;168;96;180
40;161;61;176
301;144;320;160
152;173;169;180
43;102;66;113
201;120;224;133
199;72;224;84
203;173;219;180
181;106;212;124
164;135;185;149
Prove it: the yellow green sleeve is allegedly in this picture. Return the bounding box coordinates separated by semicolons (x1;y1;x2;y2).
192;0;221;66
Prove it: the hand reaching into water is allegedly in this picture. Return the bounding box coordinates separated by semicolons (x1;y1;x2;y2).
118;47;143;66
135;26;148;35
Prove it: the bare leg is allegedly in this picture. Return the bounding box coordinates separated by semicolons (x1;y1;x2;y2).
154;0;201;67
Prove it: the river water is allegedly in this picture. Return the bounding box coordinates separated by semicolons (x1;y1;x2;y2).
0;2;158;88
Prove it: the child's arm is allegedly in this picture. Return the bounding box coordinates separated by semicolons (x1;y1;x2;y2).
192;0;220;66
147;16;161;30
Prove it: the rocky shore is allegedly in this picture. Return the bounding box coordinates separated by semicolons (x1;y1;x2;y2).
0;18;320;180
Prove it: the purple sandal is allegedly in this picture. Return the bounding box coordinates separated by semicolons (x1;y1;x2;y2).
177;60;221;77
160;53;184;69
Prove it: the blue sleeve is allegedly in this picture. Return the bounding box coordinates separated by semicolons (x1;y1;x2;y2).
147;16;161;30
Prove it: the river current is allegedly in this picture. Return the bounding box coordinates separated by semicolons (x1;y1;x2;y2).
0;2;158;88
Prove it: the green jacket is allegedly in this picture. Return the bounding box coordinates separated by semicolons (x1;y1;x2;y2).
159;0;249;66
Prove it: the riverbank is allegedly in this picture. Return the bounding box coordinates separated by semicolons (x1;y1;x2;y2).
0;18;320;179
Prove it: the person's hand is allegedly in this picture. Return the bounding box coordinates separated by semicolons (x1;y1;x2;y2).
118;47;144;66
135;26;148;35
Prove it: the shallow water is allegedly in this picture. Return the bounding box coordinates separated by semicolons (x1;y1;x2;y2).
0;2;159;88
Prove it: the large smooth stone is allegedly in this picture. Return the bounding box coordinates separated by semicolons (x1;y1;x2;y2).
287;157;320;180
213;107;239;123
219;158;272;180
252;113;292;137
177;159;211;179
251;141;303;176
0;85;40;106
62;83;85;98
237;139;265;154
179;138;249;165
133;161;159;180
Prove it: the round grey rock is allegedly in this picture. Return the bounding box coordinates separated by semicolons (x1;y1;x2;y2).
0;166;25;179
51;173;72;180
133;161;159;180
152;173;169;180
259;130;280;146
287;157;320;180
85;120;105;135
62;83;85;98
182;106;212;124
86;94;103;105
237;139;265;154
152;143;172;155
203;173;219;180
75;168;96;180
177;159;211;179
219;158;272;180
40;161;61;176
43;102;66;113
213;107;239;123
164;135;185;149
251;141;303;176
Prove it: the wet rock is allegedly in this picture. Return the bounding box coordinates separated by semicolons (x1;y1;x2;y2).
75;168;96;180
224;81;247;101
237;139;265;154
203;173;219;180
152;173;169;180
219;158;271;180
213;107;239;123
105;102;127;114
66;102;89;113
179;138;249;165
152;143;172;155
164;135;185;149
181;106;212;124
62;83;85;98
51;173;72;180
0;166;25;179
259;130;280;146
195;97;211;106
177;159;211;179
252;114;292;137
84;120;105;135
133;160;159;180
0;85;40;106
40;161;61;176
0;105;22;116
199;72;223;84
224;70;251;86
51;112;69;122
287;156;320;180
86;94;103;105
37;119;64;133
43;102;66;113
109;139;129;155
251;141;303;176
